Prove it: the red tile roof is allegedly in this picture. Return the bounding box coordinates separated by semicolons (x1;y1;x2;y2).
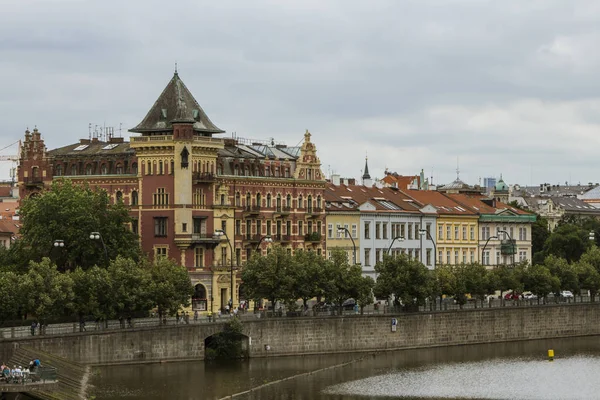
0;219;20;236
402;190;477;216
325;183;422;213
381;174;419;190
447;193;532;216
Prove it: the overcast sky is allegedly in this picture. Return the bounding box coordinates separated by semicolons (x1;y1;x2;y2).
2;0;600;187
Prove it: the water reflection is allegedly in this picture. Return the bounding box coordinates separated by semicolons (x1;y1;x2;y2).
91;336;600;400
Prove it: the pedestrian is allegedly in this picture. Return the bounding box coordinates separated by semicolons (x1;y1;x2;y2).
79;316;86;332
176;311;180;324
194;310;198;322
30;321;37;336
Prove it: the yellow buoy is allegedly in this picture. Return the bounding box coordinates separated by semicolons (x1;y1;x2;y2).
548;349;554;361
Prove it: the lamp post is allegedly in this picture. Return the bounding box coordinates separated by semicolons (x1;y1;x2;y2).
498;230;515;265
419;229;437;268
215;229;236;311
89;232;108;266
337;227;356;264
255;235;273;252
482;235;499;266
386;236;405;255
53;240;65;248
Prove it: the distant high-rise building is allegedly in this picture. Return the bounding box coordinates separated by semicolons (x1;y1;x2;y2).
483;177;496;191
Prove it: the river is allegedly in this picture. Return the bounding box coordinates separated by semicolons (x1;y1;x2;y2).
91;336;600;399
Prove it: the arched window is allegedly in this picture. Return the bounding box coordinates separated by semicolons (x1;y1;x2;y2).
286;194;291;208
116;163;123;174
220;194;226;206
307;195;313;212
276;194;281;210
116;191;123;203
131;162;138;175
256;193;261;207
101;164;108;175
234;165;239;176
275;167;280;177
86;164;93;175
245;166;250;176
147;160;152;175
71;164;77;175
131;191;138;206
246;193;251;207
266;194;272;208
55;165;63;177
298;195;303;209
217;164;223;176
159;161;163;175
235;192;241;207
32;167;39;178
317;195;322;209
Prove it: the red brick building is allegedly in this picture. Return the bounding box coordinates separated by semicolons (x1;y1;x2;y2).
17;72;326;313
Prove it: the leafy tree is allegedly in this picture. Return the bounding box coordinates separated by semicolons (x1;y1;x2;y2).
544;255;579;294
575;261;600;301
356;276;375;314
16;180;140;271
531;216;550;264
374;254;433;312
22;258;74;327
240;246;293;313
71;266;114;323
108;256;152;320
523;264;559;303
204;318;247;360
464;263;490;306
322;249;366;314
148;258;194;324
290;250;326;309
489;265;522;299
0;271;26;323
433;265;456;307
580;246;600;272
542;224;589;263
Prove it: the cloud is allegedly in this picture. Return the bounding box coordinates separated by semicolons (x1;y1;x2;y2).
1;0;600;187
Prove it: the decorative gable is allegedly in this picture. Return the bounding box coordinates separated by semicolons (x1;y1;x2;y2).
419;204;438;214
358;201;376;211
293;130;325;181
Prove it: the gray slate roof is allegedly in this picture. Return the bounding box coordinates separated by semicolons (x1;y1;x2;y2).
130;73;224;135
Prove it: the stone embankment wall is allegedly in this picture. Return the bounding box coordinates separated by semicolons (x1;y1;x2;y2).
2;304;599;365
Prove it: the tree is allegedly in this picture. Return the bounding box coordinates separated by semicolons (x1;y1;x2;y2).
291;250;327;310
322;249;367;314
71;266;114;324
464;263;491;306
580;246;600;272
148;258;194;323
531;216;550;264
544;255;579;295
523;264;559;303
240;246;293;313
542;224;589;263
489;265;521;299
575;261;600;301
374;254;433;312
355;276;375;314
433;265;457;307
108;256;152;320
22;258;74;327
0;271;26;323
16;180;140;271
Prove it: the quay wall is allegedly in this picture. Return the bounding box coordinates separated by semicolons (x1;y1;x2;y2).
1;304;599;365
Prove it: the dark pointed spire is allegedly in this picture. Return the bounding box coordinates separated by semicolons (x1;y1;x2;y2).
130;72;224;135
362;156;371;180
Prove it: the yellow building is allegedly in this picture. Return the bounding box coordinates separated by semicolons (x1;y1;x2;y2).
324;181;360;263
404;190;479;265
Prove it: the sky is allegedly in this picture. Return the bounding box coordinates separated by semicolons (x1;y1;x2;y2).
2;0;600;187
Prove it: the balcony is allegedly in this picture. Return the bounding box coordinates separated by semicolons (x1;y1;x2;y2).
304;232;322;242
243;234;262;243
500;239;517;256
191;233;221;245
307;207;323;217
274;234;291;242
23;177;44;187
274;206;291;216
243;205;261;215
193;172;215;183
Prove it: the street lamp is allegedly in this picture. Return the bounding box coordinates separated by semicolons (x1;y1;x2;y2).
498;230;515;265
419;229;437;268
337;227;356;264
89;232;108;266
482;235;499;266
386;236;405;255
53;240;65;248
256;235;273;252
214;229;236;311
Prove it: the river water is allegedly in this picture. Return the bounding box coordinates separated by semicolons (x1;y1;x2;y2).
91;336;600;400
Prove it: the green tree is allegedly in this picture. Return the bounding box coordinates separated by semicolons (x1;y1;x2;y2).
531;216;550;264
489;265;521;299
580;246;600;272
16;180;140;271
575;261;600;301
322;249;366;314
0;271;26;323
71;266;114;324
108;256;152;320
433;265;457;307
204;318;247;360
523;264;559;303
148;258;194;323
241;246;293;313
544;255;579;295
374;254;433;312
464;263;490;306
542;224;589;263
291;250;327;310
356;276;375;314
22;258;74;327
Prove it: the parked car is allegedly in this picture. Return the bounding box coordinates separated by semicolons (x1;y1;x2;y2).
504;292;520;300
523;292;538;300
342;298;357;309
560;290;574;299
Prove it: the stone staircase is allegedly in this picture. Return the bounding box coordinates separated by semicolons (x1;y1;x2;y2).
8;345;90;400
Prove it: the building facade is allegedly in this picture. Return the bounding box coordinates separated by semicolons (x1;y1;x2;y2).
17;72;326;314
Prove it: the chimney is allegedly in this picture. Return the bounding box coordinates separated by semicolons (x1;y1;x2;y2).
332;174;340;186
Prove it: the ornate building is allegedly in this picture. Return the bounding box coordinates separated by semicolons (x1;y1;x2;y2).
17;72;326;314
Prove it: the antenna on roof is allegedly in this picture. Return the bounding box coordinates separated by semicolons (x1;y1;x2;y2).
456;157;460;180
119;123;123;137
88;123;92;141
175;61;178;74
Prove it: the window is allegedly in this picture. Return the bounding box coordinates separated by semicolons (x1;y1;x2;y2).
470;226;475;240
153;188;168;206
519;250;527;262
236;248;241;265
382;223;388;239
343;224;348;238
298;221;303;236
267;220;272;235
426;223;431;237
414;224;419;239
116;191;123;203
462;226;467;240
462;251;466;263
375;222;381;239
446;225;451;240
510;227;514;239
286;194;291;208
55;165;63;176
154;246;168;259
71;164;77;175
438;250;443;265
519;227;527;241
364;248;371;266
182;223;187;232
375;249;381;263
235;220;241;235
235;192;241;206
406;223;411;240
194;248;204;268
454;226;459;240
364;222;370;239
426;249;432;266
193;217;205;235
470;251;475;263
221;247;227;266
267;193;272;208
131;218;139;235
483;250;490;265
85;164;93;175
131;191;138;206
496;251;501;265
454;251;459;264
154;217;167;237
256;193;261;207
317;195;322;209
256;220;262;235
481;226;490;240
221;220;227;233
131;162;138;175
286;220;291;235
307;221;313;234
147;160;152;175
317;221;322;234
408;249;413;259
400;224;405;238
298;195;303;208
328;224;333;239
220;194;226;206
446;250;451;264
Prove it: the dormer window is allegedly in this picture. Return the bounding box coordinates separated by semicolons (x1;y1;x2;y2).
192;109;200;121
181;147;189;168
161;109;167;119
